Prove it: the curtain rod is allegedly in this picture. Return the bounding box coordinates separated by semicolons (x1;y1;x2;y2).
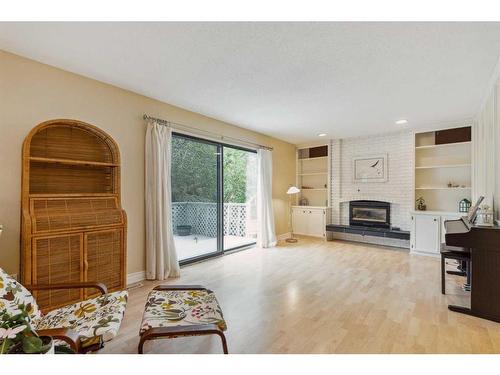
143;114;273;151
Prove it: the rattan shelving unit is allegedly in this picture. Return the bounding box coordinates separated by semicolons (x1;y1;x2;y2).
21;119;127;311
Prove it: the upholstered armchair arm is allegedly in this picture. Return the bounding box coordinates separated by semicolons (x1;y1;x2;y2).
26;282;108;295
36;327;81;353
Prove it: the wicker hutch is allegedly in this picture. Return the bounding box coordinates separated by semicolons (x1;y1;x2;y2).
21;119;127;311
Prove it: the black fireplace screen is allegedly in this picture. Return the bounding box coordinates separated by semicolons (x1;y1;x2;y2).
349;200;390;228
352;207;387;223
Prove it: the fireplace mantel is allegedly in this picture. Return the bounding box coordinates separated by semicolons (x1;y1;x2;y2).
338;196;400;205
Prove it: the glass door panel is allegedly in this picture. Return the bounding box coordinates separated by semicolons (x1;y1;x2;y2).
171;134;221;262
223;146;258;251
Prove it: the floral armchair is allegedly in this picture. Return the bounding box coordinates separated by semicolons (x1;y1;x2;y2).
0;267;127;353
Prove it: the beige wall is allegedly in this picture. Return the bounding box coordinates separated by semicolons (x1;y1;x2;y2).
0;50;296;275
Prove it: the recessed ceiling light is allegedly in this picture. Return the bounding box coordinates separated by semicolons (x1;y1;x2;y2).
395;119;408;125
318;133;327;137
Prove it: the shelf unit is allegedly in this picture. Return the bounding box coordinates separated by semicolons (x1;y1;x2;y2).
21;119;127;312
296;144;330;207
414;126;472;213
415;163;471;169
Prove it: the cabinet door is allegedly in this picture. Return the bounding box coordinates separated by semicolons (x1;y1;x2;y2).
411;214;440;254
33;234;84;311
307;209;325;237
84;229;124;298
292;209;308;235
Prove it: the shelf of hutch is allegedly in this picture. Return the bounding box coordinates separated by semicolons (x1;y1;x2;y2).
21;119;127;312
29;156;118;167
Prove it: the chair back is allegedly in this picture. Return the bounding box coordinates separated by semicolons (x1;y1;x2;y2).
0;267;42;325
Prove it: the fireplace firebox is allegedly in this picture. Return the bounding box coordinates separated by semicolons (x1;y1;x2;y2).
349;200;390;229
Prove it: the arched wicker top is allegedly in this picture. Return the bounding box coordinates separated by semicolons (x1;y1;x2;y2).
24;119;120;164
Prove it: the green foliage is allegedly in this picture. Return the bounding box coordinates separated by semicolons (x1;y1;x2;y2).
22;336;45;354
223;147;248;204
171;136;253;204
171;136;218;203
0;305;51;354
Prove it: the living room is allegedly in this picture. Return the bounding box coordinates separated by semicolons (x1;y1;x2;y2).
1;1;500;373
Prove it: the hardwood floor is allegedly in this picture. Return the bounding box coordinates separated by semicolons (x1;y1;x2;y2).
101;237;500;354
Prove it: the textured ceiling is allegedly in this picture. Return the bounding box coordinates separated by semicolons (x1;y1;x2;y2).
1;22;500;143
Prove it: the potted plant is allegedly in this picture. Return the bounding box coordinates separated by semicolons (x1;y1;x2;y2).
0;305;54;354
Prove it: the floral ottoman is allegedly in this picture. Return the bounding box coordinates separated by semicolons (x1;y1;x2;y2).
138;285;228;354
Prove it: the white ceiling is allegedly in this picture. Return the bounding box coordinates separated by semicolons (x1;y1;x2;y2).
1;22;500;144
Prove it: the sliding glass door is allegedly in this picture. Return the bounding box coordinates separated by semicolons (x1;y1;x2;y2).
171;134;220;262
171;133;257;263
223;146;257;251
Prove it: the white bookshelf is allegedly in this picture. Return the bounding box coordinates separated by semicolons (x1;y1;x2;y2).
296;143;330;207
414;129;472;213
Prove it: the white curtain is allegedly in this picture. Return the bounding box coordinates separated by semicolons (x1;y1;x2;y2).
257;149;277;248
145;119;180;279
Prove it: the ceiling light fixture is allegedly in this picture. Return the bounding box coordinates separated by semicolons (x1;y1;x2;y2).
318;133;327;137
395;119;408;125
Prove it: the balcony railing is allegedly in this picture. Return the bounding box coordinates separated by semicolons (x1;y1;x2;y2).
172;201;256;238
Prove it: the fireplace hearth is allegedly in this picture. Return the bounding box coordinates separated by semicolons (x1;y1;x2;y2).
349;200;390;229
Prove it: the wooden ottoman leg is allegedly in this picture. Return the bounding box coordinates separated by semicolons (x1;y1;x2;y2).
217;331;229;354
138;335;148;354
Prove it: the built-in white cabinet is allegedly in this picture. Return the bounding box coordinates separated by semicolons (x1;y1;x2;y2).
411;213;440;255
414;127;472;212
410;211;463;256
292;207;330;238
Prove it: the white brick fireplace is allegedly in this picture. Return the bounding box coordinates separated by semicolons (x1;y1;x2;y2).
330;131;414;231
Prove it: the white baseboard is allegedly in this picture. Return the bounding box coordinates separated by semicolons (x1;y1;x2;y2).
127;271;146;286
277;232;291;241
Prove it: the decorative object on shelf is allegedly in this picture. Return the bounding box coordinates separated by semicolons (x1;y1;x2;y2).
459;198;471;213
353;154;388;183
447;182;453;188
475;205;494;227
301;185;313;189
416;197;427;211
286;186;301;243
299;197;309;206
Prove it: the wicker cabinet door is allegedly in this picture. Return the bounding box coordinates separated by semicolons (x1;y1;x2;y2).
33;234;84;311
84;229;124;298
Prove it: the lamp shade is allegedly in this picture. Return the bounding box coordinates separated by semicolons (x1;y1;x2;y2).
286;186;300;195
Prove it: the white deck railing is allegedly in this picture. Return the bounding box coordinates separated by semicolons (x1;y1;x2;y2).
172;202;255;238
